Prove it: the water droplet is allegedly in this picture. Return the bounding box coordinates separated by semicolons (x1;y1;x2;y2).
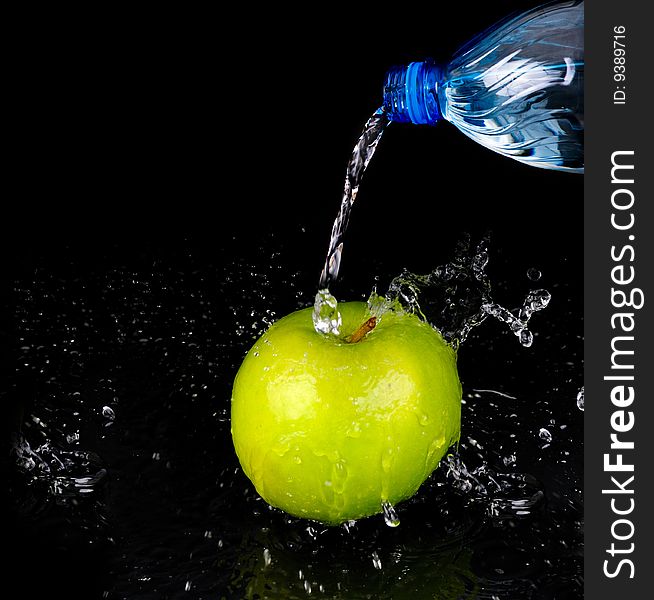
527;268;542;281
304;579;312;594
346;422;361;438
342;520;356;534
184;580;191;592
263;548;271;567
539;428;552;443
576;386;584;411
381;501;400;527
271;440;290;457
371;551;382;570
101;406;115;420
293;455;302;464
332;460;348;494
321;479;335;505
503;454;517;467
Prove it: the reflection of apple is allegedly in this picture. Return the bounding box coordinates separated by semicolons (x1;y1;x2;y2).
231;301;461;525
228;516;477;599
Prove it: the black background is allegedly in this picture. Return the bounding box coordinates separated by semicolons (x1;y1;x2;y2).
5;2;583;597
6;1;580;278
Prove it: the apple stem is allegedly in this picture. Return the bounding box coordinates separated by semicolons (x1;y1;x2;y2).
345;316;377;343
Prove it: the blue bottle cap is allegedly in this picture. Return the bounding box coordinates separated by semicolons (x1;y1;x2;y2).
383;61;442;125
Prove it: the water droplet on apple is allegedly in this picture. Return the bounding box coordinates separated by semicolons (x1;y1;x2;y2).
271;441;290;457
332;460;348;494
427;437;445;463
321;480;335;505
371;551;382;570
346;422;361;438
381;447;394;473
418;412;430;426
293;455;302;464
381;500;400;527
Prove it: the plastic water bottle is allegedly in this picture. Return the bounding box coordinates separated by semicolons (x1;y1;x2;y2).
383;1;584;173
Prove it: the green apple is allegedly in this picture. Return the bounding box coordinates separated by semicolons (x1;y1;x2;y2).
231;301;461;525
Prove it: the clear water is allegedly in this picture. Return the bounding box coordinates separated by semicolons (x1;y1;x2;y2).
8;236;582;598
441;0;584;172
314;109;389;334
383;235;551;348
314;105;555;343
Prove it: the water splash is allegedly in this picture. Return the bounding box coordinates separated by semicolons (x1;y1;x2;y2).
315;233;551;348
482;289;551;348
8;239;581;598
442;453;545;521
312;289;342;335
384;235;551;347
313;108;389;333
10;430;107;503
311;112;550;349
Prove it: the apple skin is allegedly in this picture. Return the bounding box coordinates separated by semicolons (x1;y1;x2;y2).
231;301;461;525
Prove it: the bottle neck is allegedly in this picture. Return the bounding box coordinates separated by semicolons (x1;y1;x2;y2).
383;61;442;125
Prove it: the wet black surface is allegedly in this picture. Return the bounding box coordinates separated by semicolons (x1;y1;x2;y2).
5;225;582;599
5;2;582;598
